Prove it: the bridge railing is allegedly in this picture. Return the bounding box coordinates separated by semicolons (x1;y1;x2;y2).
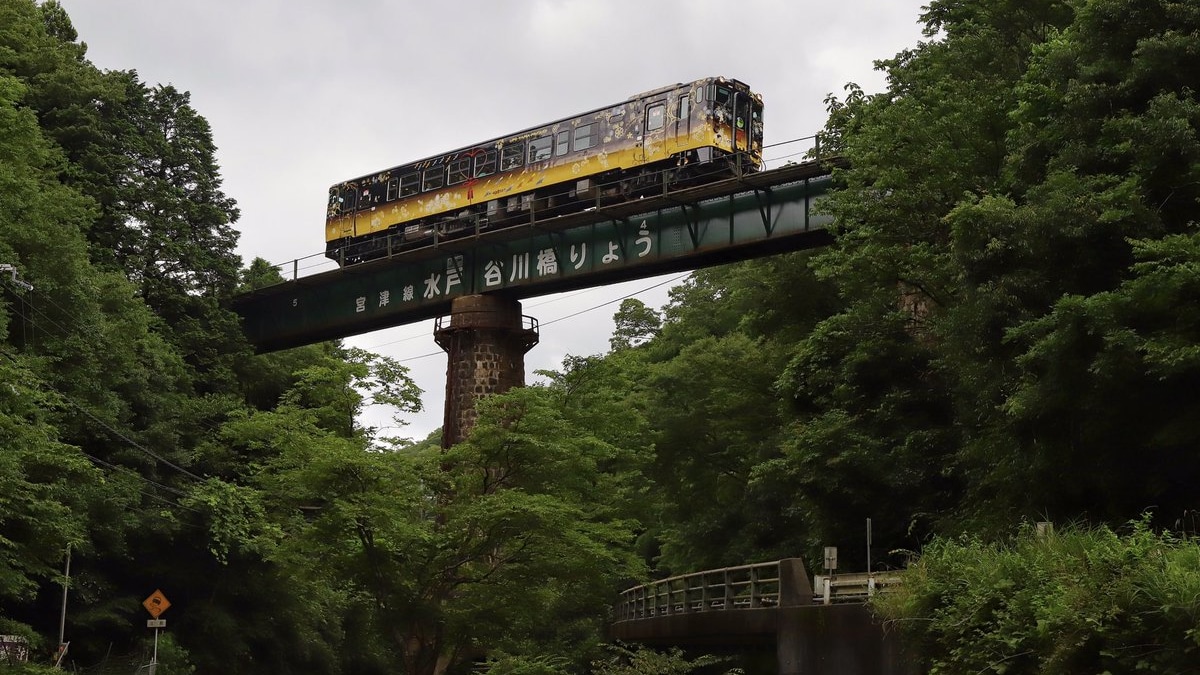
615;558;811;621
813;571;904;605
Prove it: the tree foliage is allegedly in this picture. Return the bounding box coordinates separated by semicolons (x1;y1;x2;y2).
795;0;1200;541
877;520;1200;673
249;385;644;675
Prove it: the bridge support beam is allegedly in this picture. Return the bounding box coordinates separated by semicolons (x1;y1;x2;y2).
434;294;539;448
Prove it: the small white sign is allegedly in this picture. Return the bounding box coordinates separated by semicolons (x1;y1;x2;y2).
146;619;166;629
823;546;838;571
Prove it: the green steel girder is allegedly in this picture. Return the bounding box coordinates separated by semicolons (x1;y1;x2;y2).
232;161;838;352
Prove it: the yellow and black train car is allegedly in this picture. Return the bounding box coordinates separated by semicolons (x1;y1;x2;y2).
325;76;764;264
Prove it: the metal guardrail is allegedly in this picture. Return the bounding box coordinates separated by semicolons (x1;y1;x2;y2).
615;560;903;621
813;572;903;605
616;560;794;621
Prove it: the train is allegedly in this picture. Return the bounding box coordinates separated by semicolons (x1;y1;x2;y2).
325;76;764;265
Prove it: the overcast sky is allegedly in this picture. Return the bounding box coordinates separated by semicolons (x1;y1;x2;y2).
56;0;930;441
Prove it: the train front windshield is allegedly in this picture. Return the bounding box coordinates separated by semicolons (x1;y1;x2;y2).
712;85;764;150
749;101;763;148
739;97;763;150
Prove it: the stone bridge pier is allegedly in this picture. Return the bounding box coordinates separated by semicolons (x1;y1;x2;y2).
434;294;539;448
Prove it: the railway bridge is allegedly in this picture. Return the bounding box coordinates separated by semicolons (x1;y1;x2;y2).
233;148;840;445
611;558;913;675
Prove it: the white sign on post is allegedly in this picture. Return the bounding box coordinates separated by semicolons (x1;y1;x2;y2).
823;546;838;571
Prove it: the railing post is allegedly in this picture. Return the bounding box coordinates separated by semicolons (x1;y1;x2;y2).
682;574;692;613
723;568;733;610
750;565;760;608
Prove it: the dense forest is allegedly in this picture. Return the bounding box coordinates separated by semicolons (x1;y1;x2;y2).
2;0;1198;673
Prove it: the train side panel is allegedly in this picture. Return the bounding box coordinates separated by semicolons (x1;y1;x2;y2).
324;77;761;262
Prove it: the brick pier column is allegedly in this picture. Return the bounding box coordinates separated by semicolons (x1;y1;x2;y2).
434;294;539;449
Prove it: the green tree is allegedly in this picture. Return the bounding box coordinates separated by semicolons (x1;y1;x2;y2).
112;79;241;302
256;385;643;675
610;258;839;572
0;354;99;629
878;520;1200;673
609;299;661;352
953;0;1200;524
643;331;791;571
793;0;1200;547
1;3;411;672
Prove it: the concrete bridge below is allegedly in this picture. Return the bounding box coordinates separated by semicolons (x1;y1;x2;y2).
610;559;915;675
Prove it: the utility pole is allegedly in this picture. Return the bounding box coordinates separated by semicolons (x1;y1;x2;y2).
56;545;70;668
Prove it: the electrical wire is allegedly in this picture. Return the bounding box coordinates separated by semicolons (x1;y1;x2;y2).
358;283;610;352
388;272;689;363
0;289;205;484
69;400;204;482
539;272;687;327
0;345;205;521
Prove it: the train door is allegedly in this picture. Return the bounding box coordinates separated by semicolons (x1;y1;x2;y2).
733;92;752;156
672;90;692;149
636;98;668;165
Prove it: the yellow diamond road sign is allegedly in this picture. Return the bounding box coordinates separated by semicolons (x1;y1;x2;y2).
142;590;170;619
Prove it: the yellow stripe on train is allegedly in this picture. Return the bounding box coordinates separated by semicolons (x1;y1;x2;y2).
325;124;754;243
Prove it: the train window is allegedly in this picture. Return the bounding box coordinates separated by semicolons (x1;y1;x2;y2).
573;123;594;151
336;187;356;212
528;135;552;163
400;172;420;197
447;157;471;185
422;166;444;191
385;177;399;201
474;149;498;178
714;87;733;112
500;142;524;171
646;104;665;131
555;130;570;157
679;95;690;120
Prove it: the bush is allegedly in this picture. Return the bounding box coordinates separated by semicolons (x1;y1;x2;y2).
875;519;1200;673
